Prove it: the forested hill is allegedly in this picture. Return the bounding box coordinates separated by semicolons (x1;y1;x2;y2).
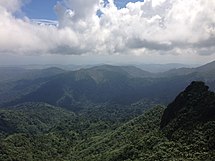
161;81;215;129
0;81;215;160
160;81;215;150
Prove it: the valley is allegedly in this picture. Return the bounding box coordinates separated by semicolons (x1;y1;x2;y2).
0;62;215;160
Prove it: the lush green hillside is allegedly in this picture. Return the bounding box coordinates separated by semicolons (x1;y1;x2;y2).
0;102;75;136
69;81;215;161
161;81;215;156
69;106;165;161
0;100;156;161
1;81;215;160
0;104;165;161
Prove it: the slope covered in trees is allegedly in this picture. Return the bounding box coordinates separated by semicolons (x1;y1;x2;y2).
0;61;215;160
0;81;215;160
160;81;215;158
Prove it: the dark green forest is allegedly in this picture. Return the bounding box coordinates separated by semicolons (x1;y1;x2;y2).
0;62;215;160
0;81;215;160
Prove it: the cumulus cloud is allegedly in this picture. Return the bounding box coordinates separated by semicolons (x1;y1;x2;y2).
0;0;215;56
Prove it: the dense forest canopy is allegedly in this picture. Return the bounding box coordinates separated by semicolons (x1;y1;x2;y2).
0;62;215;160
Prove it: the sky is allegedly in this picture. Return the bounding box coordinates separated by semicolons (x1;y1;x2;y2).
0;0;215;65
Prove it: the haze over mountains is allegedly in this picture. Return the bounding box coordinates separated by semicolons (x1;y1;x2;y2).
0;62;196;73
0;61;215;160
0;61;214;109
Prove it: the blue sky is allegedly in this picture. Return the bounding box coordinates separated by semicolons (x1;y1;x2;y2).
22;1;58;20
22;0;144;20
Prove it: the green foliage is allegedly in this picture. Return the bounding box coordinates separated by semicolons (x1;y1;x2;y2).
1;103;214;161
0;102;75;135
1;81;215;160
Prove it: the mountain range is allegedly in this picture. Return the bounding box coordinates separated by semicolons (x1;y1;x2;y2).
0;61;215;160
1;61;215;111
0;80;215;160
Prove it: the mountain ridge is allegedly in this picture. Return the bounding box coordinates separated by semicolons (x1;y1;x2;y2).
1;61;215;111
1;81;215;160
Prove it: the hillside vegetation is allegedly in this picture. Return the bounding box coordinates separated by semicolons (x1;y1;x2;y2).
1;62;215;160
0;81;215;160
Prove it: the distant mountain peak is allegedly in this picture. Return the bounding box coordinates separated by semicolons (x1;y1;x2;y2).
196;60;215;72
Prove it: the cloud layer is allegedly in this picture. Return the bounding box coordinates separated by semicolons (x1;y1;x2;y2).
0;0;215;57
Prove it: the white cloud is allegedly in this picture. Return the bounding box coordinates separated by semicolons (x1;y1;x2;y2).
0;0;28;13
0;0;215;57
